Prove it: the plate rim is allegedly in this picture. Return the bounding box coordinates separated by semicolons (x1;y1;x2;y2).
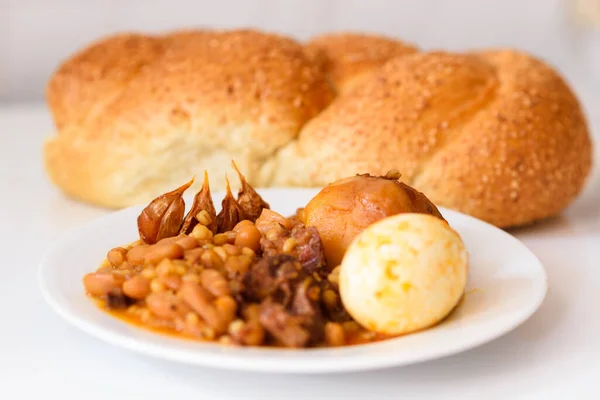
38;188;548;374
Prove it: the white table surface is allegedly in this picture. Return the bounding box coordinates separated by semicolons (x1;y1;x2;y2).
1;102;599;399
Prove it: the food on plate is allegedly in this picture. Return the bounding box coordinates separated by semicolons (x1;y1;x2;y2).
180;171;218;235
44;28;591;228
83;169;346;348
339;213;468;335
301;171;444;268
82;168;468;348
137;178;195;244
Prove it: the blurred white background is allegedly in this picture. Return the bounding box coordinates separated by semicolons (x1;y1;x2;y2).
0;0;599;108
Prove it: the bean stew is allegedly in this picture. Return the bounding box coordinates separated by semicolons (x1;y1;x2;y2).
83;163;391;348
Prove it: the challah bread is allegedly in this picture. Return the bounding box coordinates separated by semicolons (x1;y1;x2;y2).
306;32;418;93
44;29;334;208
268;50;592;227
46;34;167;131
43;29;593;228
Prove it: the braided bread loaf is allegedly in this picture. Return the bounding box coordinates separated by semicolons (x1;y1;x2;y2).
44;29;592;228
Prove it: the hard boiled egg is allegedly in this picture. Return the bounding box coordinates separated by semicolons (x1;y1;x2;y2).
339;213;468;335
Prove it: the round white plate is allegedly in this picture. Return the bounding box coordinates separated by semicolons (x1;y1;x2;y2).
38;188;547;374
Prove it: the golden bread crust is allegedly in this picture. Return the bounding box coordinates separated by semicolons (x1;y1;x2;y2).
44;29;334;208
306;32;418;93
46;33;166;130
269;50;592;227
415;50;593;227
44;29;593;227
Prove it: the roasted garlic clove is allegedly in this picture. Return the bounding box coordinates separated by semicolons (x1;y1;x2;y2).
232;160;269;221
180;171;218;235
216;175;245;233
137;178;194;244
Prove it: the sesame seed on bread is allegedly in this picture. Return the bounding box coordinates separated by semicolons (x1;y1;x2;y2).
266;49;592;227
306;32;418;93
44;29;334;208
43;29;593;228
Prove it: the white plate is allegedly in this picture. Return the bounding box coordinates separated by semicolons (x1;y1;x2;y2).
38;188;547;374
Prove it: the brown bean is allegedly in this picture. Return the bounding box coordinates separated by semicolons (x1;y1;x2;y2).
200;249;224;271
176;236;198;251
234;224;261;252
325;322;345;347
141;267;157;280
233;220;254;232
107;247;127;267
171;260;188;275
228;319;244;336
144;243;184;265
183;312;212;338
180;281;227;333
83;272;124;296
242;320;265;346
118;261;132;271
200;269;230;297
195;239;212;248
158;235;197;250
150;278;166;293
184;248;204;265
126;245;148;265
182;272;201;284
122;275;150;299
156;258;175;276
229;319;265;346
146;292;190;319
213;246;228;262
224;231;237;243
161;274;182;291
190;224;213;241
222;243;241;256
214;296;237;326
224;255;252;276
196;210;213;227
156;236;181;246
96;266;113;274
241;247;255;257
213;233;229;246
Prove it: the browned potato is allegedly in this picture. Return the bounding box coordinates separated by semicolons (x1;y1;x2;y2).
300;173;444;268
